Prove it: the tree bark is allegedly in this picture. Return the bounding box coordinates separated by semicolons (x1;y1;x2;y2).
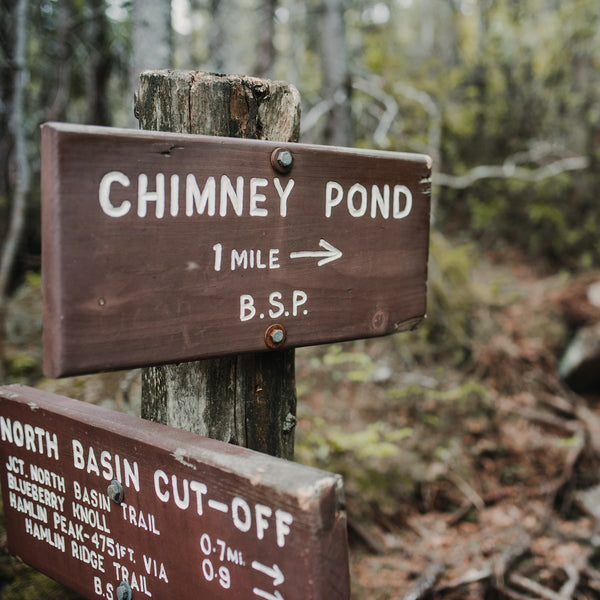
135;71;301;459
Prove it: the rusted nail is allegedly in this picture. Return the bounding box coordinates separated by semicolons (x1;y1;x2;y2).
265;324;287;349
107;479;124;505
117;580;133;600
271;147;293;174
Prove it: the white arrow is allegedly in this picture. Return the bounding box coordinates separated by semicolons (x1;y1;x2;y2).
251;561;285;586
253;588;284;600
289;238;342;266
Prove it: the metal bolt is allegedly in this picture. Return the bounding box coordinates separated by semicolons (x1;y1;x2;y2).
265;324;287;349
107;479;124;505
271;147;293;174
117;581;133;600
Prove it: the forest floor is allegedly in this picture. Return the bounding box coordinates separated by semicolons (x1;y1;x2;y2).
1;239;600;599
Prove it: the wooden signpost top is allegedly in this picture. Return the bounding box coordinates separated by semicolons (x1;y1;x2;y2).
41;122;431;378
0;384;349;599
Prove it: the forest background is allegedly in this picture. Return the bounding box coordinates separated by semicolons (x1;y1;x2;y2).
1;0;600;598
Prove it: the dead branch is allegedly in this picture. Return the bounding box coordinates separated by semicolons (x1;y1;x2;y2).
584;566;600;591
353;78;399;149
392;81;441;167
447;469;485;511
346;515;386;555
559;564;580;599
509;573;567;600
433;565;492;594
434;156;589;189
401;563;444;600
300;97;336;135
493;534;532;591
502;400;583;435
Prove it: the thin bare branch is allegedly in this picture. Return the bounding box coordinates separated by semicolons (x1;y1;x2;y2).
392;82;441;167
353;78;399;148
435;156;589;189
300;97;336;135
401;563;444;600
509;573;566;600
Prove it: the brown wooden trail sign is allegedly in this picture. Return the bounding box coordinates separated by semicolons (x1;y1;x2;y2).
0;384;349;599
42;121;431;378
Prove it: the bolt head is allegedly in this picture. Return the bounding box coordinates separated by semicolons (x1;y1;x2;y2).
264;324;287;349
117;581;132;600
277;150;292;168
271;148;293;174
271;329;285;343
107;479;124;504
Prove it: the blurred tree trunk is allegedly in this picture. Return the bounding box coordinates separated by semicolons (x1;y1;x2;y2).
0;0;30;381
319;0;352;147
45;0;73;122
87;0;112;125
472;0;492;161
255;0;277;78
130;0;173;124
0;1;15;212
207;0;226;72
420;0;435;57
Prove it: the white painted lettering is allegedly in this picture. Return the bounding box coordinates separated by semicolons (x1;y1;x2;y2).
6;456;24;475
73;443;139;491
275;509;294;548
274;178;295;217
232;249;248;270
255;504;272;540
190;481;208;516
220;175;244;216
292;290;308;316
186;174;216;216
73;439;85;469
154;469;169;502
13;420;23;447
347;183;368;217
326;180;413;219
371;184;390;218
212;243;223;271
170;174;179;216
232;497;252;533
240;294;256;322
137;173;165;218
0;420;58;458
249;178;268;216
393;184;412;218
171;475;189;510
325;181;344;217
99;171;131;217
268;292;284;319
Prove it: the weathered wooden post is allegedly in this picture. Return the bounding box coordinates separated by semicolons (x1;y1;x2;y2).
135;71;301;459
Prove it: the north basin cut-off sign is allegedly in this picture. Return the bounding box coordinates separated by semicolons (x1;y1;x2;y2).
0;385;349;599
42;122;431;377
